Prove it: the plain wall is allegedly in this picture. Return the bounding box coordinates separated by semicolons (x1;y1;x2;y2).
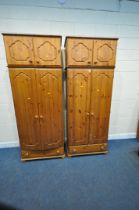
0;0;139;147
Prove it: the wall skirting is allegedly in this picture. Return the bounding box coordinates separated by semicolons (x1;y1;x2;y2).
0;141;19;148
108;133;136;140
0;133;136;149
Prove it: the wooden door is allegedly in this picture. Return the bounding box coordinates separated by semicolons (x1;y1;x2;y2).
93;39;117;67
9;69;41;150
67;69;91;146
89;70;114;144
3;35;34;66
66;38;93;67
36;69;64;150
33;37;61;67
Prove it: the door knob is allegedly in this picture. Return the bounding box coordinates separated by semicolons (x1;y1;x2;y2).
90;113;94;116
34;115;39;119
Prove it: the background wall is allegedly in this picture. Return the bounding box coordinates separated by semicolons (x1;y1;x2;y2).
0;0;139;147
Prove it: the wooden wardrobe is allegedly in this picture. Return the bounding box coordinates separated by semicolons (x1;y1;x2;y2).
3;34;64;160
65;37;118;156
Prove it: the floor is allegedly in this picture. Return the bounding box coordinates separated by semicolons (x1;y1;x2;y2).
0;139;139;210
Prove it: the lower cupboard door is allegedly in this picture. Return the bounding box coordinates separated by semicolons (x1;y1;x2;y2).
36;69;64;150
67;69;91;146
89;69;114;144
9;69;41;150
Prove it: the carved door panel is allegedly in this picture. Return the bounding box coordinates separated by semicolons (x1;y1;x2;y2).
67;69;91;146
9;69;41;150
36;69;64;150
3;36;34;66
89;70;114;144
33;37;61;66
66;38;93;67
93;40;117;67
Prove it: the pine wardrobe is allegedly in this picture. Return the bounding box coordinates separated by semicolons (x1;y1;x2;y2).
65;37;118;156
3;34;64;160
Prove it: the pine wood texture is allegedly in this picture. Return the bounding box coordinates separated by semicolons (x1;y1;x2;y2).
67;69;91;146
3;34;64;160
68;143;108;157
93;40;117;67
66;38;93;67
65;37;117;67
66;36;117;156
3;34;62;67
9;68;64;160
36;69;64;150
9;69;41;150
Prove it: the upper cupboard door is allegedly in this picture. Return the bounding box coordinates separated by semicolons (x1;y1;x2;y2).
66;38;93;67
33;37;61;66
3;35;34;66
36;69;64;150
93;40;117;67
67;69;91;146
9;69;41;150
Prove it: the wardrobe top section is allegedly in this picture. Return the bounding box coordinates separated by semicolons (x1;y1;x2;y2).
65;36;118;68
65;36;118;46
3;34;62;67
3;33;62;39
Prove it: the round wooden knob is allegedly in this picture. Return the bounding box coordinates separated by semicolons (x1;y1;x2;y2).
37;61;40;64
57;150;60;154
94;61;97;64
29;60;32;63
34;115;39;119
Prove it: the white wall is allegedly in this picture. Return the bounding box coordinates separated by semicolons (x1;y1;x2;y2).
0;0;139;147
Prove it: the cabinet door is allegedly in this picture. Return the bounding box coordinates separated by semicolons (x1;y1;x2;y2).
66;38;93;67
3;36;34;66
33;37;61;67
36;69;64;150
67;69;91;146
93;40;117;67
9;69;41;150
89;70;114;144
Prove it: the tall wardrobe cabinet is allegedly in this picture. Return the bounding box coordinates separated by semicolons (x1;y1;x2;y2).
65;37;118;156
3;34;64;160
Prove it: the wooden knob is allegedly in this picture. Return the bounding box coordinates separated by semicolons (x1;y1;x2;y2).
29;60;32;63
88;61;91;64
94;61;97;64
57;150;60;154
34;115;39;119
37;61;40;64
86;112;90;116
91;113;94;116
40;115;44;119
